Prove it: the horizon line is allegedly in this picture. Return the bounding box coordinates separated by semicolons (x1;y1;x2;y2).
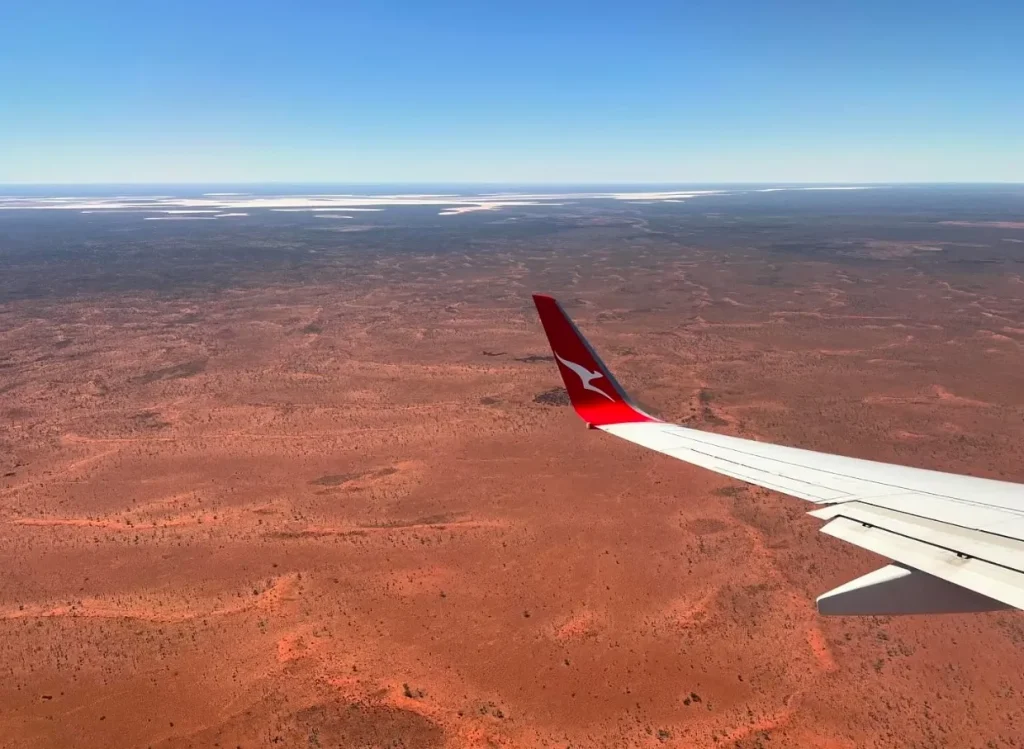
2;180;1023;187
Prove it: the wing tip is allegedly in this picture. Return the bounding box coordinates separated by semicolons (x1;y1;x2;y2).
531;292;657;426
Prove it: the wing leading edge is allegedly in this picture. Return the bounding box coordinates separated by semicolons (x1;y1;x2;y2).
532;293;1024;615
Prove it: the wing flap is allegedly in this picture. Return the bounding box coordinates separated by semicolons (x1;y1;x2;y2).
856;493;1023;536
819;517;1024;610
808;501;1024;573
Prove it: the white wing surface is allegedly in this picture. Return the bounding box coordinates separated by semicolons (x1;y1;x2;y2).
533;293;1024;615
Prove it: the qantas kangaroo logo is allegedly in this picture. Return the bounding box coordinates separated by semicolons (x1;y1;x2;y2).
554;352;614;401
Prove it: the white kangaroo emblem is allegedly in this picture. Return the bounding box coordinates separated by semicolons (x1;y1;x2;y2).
554;352;614;401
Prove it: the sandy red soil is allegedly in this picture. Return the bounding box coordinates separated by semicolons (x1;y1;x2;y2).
2;238;1024;748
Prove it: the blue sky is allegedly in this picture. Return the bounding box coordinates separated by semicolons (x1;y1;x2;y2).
1;1;1021;183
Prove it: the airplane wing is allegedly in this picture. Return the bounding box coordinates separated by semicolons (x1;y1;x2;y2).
532;294;1024;615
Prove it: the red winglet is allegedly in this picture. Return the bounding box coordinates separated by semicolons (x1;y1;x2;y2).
532;294;658;427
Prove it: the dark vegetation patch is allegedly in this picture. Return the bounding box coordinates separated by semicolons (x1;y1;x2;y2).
310;467;398;487
701;409;729;427
137;359;207;384
402;683;426;699
479;396;501;406
0;381;25;395
477;702;507;720
515;354;554;363
293;700;443;749
301;322;323;334
723;582;778;624
132;410;170;430
310;475;351;487
481;350;506;357
360;513;458;529
686;518;729;535
696;388;729;426
267;529;369;540
711;486;746;498
533;387;570;406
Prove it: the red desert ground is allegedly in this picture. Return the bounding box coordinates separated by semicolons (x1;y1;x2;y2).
1;186;1023;747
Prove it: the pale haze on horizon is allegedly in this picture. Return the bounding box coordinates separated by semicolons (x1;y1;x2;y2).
1;0;1022;184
